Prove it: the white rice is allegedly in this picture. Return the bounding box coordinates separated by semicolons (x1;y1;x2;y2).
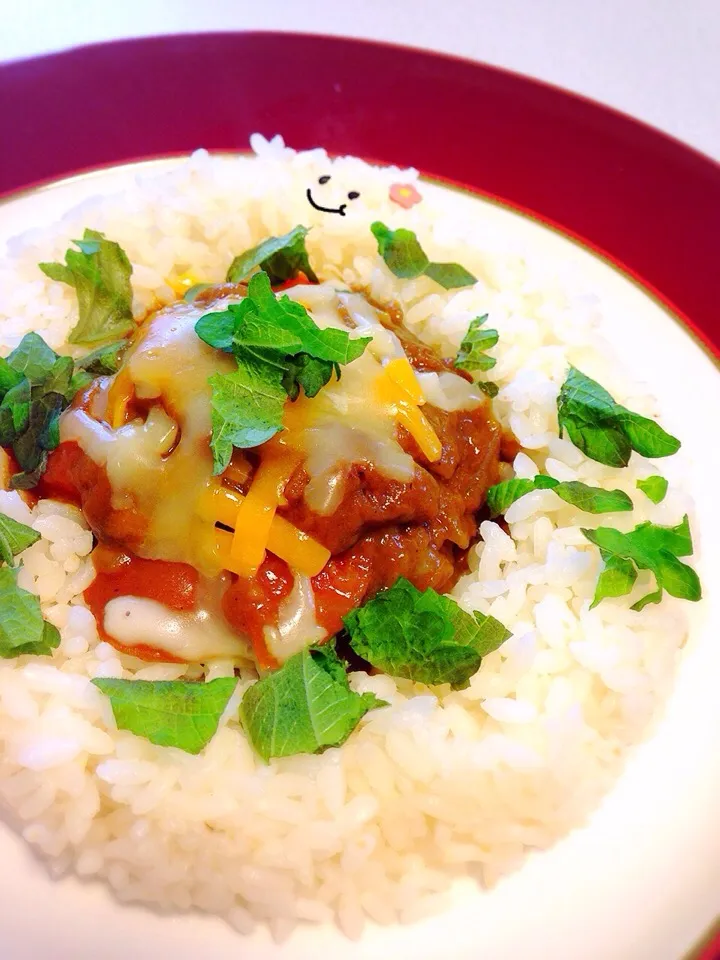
0;134;695;939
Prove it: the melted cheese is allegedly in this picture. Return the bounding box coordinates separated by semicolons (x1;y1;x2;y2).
229;449;303;576
60;283;477;580
61;298;235;572
104;574;253;663
263;573;326;663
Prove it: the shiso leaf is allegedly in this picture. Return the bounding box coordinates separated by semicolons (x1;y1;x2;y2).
0;566;60;659
226;225;319;285
0;512;40;567
39;229;135;345
636;475;668;504
557;367;680;467
239;641;385;762
583;515;700;609
343;577;511;690
371;222;476;289
198;272;370;473
92;677;238;755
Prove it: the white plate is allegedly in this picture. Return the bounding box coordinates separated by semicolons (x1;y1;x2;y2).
1;160;719;960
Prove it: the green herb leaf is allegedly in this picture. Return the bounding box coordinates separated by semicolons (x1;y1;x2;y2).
0;513;40;566
582;515;701;609
557;367;680;467
455;314;500;376
208;361;287;474
486;478;537;517
0;334;89;489
486;473;632;518
636;475;668;504
590;554;637;608
549;480;633;514
239;641;384;762
77;339;130;376
631;587;664;612
199;272;370;472
5;333;59;386
0;566;60;658
92;677;237;755
39;229;134;345
424;262;478;289
226;225;319;285
371;222;476;289
370;222;429;279
344;577;511;690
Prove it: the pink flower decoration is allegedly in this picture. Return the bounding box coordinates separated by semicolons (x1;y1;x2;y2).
389;182;422;209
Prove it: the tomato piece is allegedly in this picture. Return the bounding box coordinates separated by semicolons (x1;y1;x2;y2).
272;272;314;292
84;546;199;662
222;554;293;669
311;548;372;636
37;441;84;503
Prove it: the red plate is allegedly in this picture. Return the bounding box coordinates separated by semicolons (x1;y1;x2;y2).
1;31;719;959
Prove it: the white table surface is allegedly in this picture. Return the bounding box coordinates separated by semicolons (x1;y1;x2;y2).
3;0;720;162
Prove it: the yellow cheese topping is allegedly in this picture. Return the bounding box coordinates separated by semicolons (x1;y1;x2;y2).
374;363;442;463
196;483;330;577
106;367;134;430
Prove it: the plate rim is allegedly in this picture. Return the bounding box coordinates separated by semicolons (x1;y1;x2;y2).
1;31;719;959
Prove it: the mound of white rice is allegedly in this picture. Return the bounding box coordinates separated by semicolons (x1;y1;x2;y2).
0;134;695;940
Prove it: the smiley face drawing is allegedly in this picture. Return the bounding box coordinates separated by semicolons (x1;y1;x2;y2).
306;175;360;216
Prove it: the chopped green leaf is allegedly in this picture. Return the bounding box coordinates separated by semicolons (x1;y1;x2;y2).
5;333;59;386
0;330;125;488
226;225;319;285
0;566;60;658
637;475;668;504
239;641;384;762
424;262;478;289
371;222;476;289
582;515;701;609
486;478;536;517
631;587;664;612
92;677;237;755
0;513;40;566
549;480;633;514
199;272;370;472
208;360;287;474
486;473;632;518
455;314;499;375
39;228;134;345
370;222;428;279
557;367;680;467
77;339;130;376
344;577;511;689
590;554;637;608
